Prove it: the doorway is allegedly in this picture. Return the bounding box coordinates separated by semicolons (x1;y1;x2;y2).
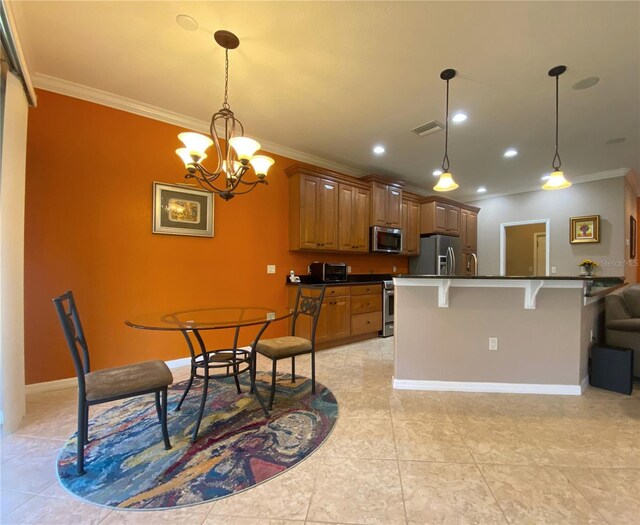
500;219;550;276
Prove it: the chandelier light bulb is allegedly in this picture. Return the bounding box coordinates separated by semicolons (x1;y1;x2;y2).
433;172;459;192
178;132;213;157
176;148;207;168
249;155;275;178
542;170;572;190
229;136;261;162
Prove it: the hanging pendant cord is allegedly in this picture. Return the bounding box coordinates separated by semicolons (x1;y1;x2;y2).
223;49;230;110
552;73;562;171
441;78;450;172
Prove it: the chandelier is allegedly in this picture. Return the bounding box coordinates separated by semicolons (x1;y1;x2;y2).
175;30;274;201
434;68;459;192
542;65;571;190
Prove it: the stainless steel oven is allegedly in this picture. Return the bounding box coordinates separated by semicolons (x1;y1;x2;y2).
380;280;394;337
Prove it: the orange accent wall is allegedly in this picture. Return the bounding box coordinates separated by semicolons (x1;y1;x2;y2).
24;90;408;384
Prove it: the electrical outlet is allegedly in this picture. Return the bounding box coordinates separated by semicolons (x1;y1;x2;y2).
347;266;352;274
266;311;276;320
393;265;397;272
551;266;557;274
267;265;276;274
489;337;498;350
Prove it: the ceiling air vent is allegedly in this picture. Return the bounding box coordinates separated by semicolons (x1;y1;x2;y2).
411;120;444;137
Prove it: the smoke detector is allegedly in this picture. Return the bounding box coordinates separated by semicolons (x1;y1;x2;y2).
411;120;444;137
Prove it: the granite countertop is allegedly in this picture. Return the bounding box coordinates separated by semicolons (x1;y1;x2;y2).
396;275;625;282
286;273;393;286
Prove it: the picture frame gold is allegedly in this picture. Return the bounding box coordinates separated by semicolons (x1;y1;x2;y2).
569;215;599;244
153;182;214;237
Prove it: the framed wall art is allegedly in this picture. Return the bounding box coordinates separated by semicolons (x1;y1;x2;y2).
569;215;599;244
630;216;636;259
153;182;214;237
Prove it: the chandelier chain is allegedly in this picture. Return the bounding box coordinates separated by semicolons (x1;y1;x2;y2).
552;73;562;171
223;48;230;110
441;77;450;172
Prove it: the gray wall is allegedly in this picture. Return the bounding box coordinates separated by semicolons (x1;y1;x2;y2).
470;177;631;279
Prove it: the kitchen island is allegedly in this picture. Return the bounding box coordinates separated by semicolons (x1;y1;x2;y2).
393;275;624;395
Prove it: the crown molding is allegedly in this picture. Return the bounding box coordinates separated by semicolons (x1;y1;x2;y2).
624;169;640;196
467;168;631;202
31;73;367;178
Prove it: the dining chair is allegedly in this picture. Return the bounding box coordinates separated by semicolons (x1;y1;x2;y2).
52;290;173;476
254;284;326;409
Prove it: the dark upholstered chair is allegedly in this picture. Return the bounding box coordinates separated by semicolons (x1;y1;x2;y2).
255;284;326;409
605;284;640;377
52;291;173;475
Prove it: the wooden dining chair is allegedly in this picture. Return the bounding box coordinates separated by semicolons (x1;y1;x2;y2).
52;291;173;476
254;284;326;409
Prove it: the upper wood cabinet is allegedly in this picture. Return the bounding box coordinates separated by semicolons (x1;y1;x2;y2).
460;208;478;253
338;184;370;252
369;181;402;228
401;195;421;256
420;200;460;236
291;174;338;250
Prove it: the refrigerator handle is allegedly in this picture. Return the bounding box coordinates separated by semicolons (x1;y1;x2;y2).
451;248;456;276
446;247;452;275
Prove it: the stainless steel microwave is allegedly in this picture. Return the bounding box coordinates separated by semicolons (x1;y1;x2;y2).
371;226;403;254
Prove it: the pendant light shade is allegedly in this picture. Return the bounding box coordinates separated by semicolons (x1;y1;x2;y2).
542;65;572;190
434;69;459;192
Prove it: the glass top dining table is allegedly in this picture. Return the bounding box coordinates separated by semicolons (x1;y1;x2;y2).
125;306;294;442
125;307;294;331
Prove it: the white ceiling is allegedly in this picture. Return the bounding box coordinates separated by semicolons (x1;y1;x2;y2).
11;1;640;200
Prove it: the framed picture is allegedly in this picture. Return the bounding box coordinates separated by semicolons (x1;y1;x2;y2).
569;215;599;244
631;216;637;259
153;182;213;237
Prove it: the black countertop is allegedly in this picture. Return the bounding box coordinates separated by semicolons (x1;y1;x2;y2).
286;273;393;286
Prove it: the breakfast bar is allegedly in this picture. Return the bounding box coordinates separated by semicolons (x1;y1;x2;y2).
393;275;624;395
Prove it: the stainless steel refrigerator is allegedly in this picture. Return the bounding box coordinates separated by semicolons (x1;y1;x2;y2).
409;235;462;275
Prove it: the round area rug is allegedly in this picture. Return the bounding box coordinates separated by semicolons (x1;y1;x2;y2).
57;372;338;509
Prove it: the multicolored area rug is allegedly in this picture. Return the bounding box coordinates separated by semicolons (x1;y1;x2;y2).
57;373;338;509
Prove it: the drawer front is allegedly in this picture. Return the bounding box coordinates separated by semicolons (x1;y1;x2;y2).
350;284;382;296
351;311;382;335
325;286;350;298
350;293;382;315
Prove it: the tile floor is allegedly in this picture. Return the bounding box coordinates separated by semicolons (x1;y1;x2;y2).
1;337;639;524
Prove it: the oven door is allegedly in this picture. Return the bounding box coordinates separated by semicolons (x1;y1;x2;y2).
383;289;394;324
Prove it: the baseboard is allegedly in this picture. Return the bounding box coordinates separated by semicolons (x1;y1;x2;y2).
392;378;583;396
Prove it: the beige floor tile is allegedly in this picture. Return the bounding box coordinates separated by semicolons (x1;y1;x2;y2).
307;457;406;525
0;490;36;519
208;455;321;521
480;464;608;524
393;420;474;463
204;517;304;525
102;503;214;524
38;481;77;500
319;417;397;460
399;461;507;524
331;390;391;420
0;454;58;494
14;408;77;440
1;494;112;524
388;391;449;422
560;467;640;525
0;435;64;464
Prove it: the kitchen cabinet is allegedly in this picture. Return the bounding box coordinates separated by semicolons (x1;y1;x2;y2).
370;182;403;228
461;208;478;252
338;183;370;252
420;200;460;235
401;195;421;256
288;283;381;349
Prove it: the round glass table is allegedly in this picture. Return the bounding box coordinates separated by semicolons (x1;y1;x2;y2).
126;307;293;442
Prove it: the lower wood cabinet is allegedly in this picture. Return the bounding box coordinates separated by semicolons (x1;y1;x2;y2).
288;284;383;349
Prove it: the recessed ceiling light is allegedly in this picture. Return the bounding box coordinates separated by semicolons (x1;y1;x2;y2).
176;14;199;31
606;137;626;145
477;187;487;193
572;77;600;90
503;148;518;158
452;112;467;123
372;145;386;155
433;169;443;177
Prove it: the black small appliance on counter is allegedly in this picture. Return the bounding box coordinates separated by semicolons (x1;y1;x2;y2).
309;262;348;283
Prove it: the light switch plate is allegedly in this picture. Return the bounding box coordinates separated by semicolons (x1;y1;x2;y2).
551;266;557;274
267;265;276;274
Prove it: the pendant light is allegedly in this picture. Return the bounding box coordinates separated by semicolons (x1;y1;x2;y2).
542;65;572;190
434;68;459;192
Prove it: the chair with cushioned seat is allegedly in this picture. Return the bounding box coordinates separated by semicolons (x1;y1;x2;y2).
605;284;640;377
255;284;326;409
53;291;173;476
